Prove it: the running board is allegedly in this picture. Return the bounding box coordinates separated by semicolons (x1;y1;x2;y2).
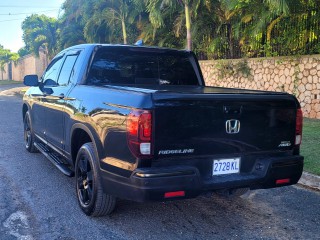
34;142;74;177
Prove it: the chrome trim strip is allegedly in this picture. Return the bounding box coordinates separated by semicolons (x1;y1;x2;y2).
135;170;194;178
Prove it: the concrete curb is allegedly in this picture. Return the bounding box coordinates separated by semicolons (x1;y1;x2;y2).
298;172;320;191
0;86;27;97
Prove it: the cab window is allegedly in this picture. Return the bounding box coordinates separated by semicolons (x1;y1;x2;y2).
57;55;79;86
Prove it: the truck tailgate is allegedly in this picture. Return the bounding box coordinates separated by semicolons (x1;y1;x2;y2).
152;89;298;159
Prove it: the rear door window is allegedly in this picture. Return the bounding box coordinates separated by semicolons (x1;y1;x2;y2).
87;47;200;86
58;55;79;86
42;57;64;86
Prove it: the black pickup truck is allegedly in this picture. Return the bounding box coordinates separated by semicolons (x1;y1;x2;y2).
23;44;304;216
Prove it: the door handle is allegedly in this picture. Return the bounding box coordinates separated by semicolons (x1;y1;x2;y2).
59;93;65;99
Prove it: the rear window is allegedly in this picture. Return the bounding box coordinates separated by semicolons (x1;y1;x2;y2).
86;47;200;86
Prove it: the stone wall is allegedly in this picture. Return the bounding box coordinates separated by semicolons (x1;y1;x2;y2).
0;51;47;82
200;55;320;119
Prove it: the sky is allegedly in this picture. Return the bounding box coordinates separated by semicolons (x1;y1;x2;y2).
0;0;65;52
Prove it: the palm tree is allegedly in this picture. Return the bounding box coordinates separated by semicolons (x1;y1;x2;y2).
146;0;202;50
223;0;296;57
0;46;19;80
103;0;131;44
183;0;192;50
81;0;141;45
38;0;320;58
58;0;87;49
22;14;59;63
208;0;242;58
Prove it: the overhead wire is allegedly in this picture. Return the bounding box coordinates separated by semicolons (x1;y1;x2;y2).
0;9;59;16
0;18;26;23
0;5;59;8
0;8;61;23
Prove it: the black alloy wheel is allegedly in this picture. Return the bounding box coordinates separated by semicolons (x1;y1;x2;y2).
75;143;116;216
76;152;94;206
24;111;38;153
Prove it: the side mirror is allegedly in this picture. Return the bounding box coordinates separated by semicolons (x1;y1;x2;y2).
24;75;39;86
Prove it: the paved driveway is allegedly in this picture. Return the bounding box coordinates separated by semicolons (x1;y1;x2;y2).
0;83;23;91
0;88;319;240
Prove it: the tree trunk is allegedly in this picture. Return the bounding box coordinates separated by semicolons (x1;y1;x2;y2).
226;24;233;58
267;15;284;43
305;10;312;54
44;46;49;68
122;19;127;45
185;2;192;50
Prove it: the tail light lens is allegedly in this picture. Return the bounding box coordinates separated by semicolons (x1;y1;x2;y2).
164;191;185;198
276;178;290;185
127;110;153;158
295;108;303;145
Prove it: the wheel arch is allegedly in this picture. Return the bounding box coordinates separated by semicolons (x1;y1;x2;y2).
70;123;101;166
22;103;29;121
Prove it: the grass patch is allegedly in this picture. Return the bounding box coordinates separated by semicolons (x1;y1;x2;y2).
301;118;320;175
0;80;22;85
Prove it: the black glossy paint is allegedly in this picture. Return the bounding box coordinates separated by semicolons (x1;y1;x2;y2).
23;44;304;202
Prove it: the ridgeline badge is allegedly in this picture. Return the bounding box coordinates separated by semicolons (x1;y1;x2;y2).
158;149;194;155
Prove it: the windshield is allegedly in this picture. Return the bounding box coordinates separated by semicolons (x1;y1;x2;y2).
87;47;200;86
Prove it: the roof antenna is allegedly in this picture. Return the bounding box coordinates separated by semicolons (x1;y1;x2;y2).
134;39;143;46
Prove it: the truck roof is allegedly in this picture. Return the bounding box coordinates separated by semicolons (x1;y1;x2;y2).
65;43;191;54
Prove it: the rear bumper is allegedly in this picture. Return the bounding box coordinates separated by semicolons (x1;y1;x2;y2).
100;155;304;202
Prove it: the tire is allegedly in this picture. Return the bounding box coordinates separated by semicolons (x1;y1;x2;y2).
23;111;38;153
75;142;116;216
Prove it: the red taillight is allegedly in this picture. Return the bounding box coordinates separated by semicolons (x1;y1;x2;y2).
276;178;290;185
164;191;185;198
295;108;303;145
127;110;152;158
139;113;152;141
127;114;139;136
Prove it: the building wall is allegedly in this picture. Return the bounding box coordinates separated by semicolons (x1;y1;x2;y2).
0;51;47;82
200;55;320;119
35;51;47;77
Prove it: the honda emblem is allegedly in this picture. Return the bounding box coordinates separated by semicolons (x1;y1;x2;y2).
226;119;240;134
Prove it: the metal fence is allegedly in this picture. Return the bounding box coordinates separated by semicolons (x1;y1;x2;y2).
199;6;320;60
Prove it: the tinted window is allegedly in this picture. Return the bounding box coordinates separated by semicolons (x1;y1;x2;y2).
43;57;63;86
87;48;199;86
58;55;78;86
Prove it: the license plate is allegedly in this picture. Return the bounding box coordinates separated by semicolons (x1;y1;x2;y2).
212;158;240;176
